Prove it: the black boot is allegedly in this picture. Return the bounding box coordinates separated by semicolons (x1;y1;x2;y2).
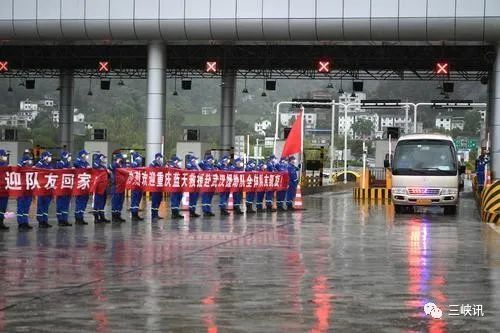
246;204;256;214
171;209;184;219
58;221;72;227
0;220;9;230
234;207;244;215
75;218;88;225
99;212;110;223
117;214;126;223
94;213;102;224
277;205;287;212
266;206;277;213
256;207;265;213
39;222;53;229
18;223;33;231
131;213;144;221
203;211;215;217
189;211;201;218
220;209;230;216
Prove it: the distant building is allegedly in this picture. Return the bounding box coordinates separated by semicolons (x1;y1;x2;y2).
338;92;367;112
201;107;217;115
479;110;486;123
280;112;317;129
19;99;38;112
435;114;464;131
51;108;86;127
254;119;272;136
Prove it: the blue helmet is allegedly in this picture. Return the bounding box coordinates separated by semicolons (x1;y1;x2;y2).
0;149;7;157
288;155;296;162
61;151;70;160
248;159;256;166
132;152;142;161
204;154;214;161
114;152;124;160
41;151;52;159
155;153;163;159
78;150;89;158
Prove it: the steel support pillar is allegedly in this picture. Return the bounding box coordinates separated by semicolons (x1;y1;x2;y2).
146;42;166;164
490;45;500;180
59;70;74;153
220;68;236;155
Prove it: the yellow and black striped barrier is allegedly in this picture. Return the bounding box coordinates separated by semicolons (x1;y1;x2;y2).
480;181;500;224
353;187;391;200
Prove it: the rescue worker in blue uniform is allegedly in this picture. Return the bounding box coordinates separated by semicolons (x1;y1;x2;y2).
130;152;144;221
244;159;257;214
55;151;72;226
74;150;91;225
169;155;184;219
34;151;54;228
275;157;289;212
110;152;126;223
0;149;10;230
255;162;267;213
92;153;110;224
17;154;34;230
217;155;231;216
150;153;164;220
286;155;300;210
231;157;245;215
476;148;489;191
185;153;201;218
199;155;216;217
265;155;278;212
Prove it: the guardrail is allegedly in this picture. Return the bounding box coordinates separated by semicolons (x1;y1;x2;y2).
303;175;322;188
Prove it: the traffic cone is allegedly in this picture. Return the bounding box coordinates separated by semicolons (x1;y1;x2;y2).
181;192;189;211
294;185;303;209
227;193;234;210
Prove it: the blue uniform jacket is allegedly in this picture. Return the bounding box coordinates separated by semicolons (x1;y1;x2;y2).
186;160;199;171
287;164;299;186
199;161;215;171
56;160;71;169
74;158;90;169
35;161;52;169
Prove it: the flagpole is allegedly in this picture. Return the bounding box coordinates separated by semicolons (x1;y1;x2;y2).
299;105;305;183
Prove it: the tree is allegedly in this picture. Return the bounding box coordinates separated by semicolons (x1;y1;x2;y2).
351;118;374;138
463;111;481;136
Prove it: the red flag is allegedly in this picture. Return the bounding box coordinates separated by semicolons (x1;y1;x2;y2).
281;110;303;157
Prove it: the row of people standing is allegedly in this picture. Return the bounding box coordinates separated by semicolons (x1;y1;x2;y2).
166;153;300;220
0;149;300;231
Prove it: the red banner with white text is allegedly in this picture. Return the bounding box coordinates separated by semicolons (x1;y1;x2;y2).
0;167;288;197
117;168;289;193
0;167;109;197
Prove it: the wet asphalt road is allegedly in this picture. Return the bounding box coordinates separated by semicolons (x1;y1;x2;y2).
0;190;499;332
